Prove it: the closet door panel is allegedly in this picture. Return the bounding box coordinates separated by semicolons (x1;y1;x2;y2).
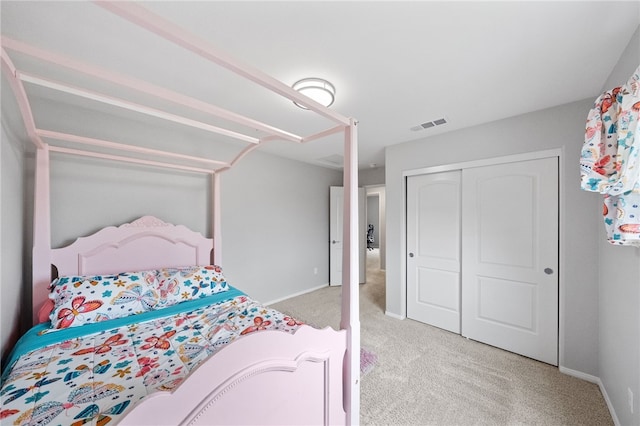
476;276;536;331
461;157;558;365
407;171;461;334
417;268;460;312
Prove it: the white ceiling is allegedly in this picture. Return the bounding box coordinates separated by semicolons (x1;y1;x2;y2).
2;1;639;170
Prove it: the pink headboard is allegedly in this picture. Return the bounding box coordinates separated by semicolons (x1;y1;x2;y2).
35;215;213;323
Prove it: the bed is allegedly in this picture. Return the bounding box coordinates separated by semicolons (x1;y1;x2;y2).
1;2;360;425
1;216;347;425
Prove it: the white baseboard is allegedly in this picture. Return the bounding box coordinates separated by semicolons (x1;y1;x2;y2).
385;310;405;320
558;366;599;383
559;366;620;426
263;283;329;306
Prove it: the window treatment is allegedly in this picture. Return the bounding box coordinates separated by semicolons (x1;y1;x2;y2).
580;65;640;245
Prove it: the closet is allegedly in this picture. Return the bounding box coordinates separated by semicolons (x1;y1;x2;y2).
407;156;558;365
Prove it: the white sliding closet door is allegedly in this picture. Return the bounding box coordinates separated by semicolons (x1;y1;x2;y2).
461;157;558;365
407;171;461;333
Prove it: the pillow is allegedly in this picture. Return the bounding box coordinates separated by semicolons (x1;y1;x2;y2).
155;265;228;306
48;269;160;330
47;266;228;330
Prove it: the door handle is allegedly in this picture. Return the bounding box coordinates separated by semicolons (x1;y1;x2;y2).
409;252;414;257
332;240;340;244
544;268;553;275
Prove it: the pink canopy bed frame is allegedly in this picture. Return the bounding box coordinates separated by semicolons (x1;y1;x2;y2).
1;2;360;425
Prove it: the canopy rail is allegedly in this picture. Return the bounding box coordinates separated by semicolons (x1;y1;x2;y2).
36;129;230;169
2;37;304;144
227;136;282;169
302;124;347;144
1;48;45;149
49;145;216;175
20;72;261;145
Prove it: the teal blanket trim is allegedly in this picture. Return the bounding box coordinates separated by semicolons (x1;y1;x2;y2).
2;287;245;381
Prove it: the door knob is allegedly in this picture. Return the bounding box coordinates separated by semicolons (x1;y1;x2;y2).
409;252;414;257
332;240;340;244
544;268;553;275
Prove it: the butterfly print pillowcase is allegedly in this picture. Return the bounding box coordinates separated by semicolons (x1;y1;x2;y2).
48;266;230;330
48;270;161;330
154;265;228;306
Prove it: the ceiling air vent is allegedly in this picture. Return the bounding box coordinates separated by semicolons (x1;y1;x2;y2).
410;117;448;131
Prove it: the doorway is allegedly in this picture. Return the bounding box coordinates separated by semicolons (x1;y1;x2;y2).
366;185;386;272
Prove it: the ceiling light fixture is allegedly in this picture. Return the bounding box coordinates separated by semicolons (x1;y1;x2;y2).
292;77;335;109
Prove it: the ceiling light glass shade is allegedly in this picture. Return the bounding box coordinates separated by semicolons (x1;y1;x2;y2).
292;78;335;109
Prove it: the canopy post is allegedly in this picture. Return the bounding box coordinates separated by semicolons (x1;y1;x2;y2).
32;146;51;324
340;118;360;425
212;172;222;266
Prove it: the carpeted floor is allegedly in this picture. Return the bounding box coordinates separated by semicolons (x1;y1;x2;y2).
272;249;613;425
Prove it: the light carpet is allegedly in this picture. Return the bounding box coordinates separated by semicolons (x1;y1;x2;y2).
272;249;612;425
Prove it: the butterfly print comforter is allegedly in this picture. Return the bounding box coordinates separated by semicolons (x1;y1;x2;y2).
0;288;304;425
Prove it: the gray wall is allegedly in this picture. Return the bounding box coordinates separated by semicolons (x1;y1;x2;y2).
49;154;211;248
385;98;602;376
597;25;639;426
220;152;342;302
360;166;385;186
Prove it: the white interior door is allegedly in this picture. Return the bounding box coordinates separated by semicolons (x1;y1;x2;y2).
461;157;558;365
407;171;461;333
330;186;366;286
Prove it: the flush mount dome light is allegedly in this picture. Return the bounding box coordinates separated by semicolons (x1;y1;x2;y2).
292;77;335;109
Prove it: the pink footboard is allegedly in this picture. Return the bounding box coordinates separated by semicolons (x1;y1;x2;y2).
119;325;347;425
